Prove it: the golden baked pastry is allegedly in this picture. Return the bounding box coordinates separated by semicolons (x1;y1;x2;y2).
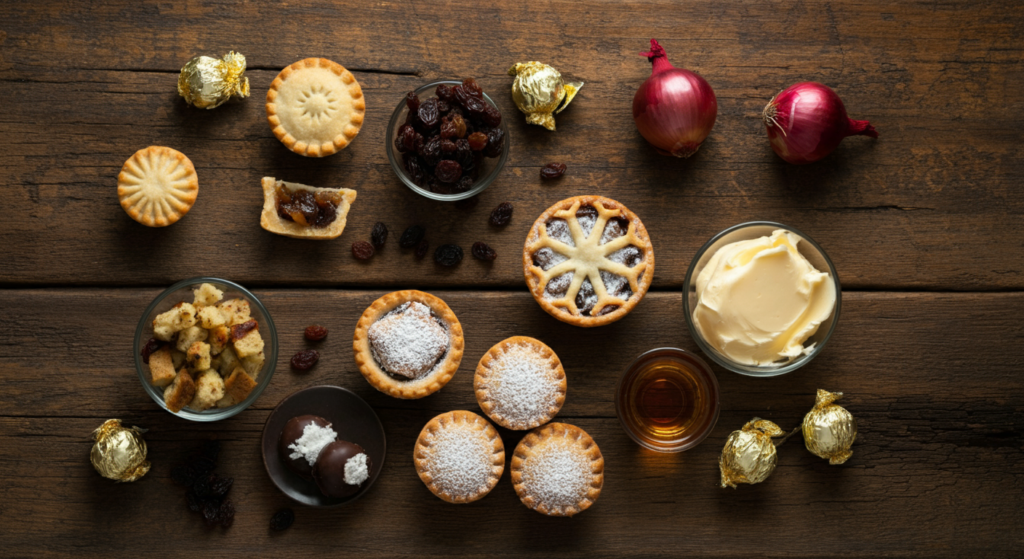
259;177;357;240
266;58;365;157
117;146;198;227
511;422;604;517
523;195;655;327
414;411;504;503
353;291;464;399
475;336;566;430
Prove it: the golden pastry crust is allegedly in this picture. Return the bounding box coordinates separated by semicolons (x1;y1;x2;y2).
259;177;357;240
266;58;365;157
117;146;198;227
414;410;504;503
511;422;604;517
353;290;464;399
523;195;655;327
474;336;566;430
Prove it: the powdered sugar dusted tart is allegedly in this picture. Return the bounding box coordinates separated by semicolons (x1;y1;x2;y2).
475;336;566;430
512;422;604;517
523;195;655;327
266;58;365;157
353;291;463;399
414;410;504;503
117;146;198;227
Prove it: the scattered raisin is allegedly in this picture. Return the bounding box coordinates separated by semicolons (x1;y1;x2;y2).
467;132;488;151
434;244;464;267
435;160;463;183
209;475;234;498
219;499;235;528
202;500;221;528
404;91;420;112
270;508;295;531
140;338;164;364
352;241;374;260
304;325;328;341
540;162;567;180
415;239;430;259
370;222;388;249
471;242;497;261
230;319;258;342
291;349;320;371
399;225;425;248
455;195;479;210
489;202;514;226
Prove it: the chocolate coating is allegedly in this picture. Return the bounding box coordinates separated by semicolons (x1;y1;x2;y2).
313;440;371;498
279;415;331;479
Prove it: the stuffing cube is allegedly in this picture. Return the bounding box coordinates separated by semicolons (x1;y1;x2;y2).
163;368;196;413
176;325;209;353
232;328;264;359
215;395;237;409
224;367;258;404
197;306;227;329
186;341;211;372
148;345;176;388
193;283;224;307
189;369;226;412
170;349;186;370
152;302;197;341
217;298;251;326
217;347;241;377
207;325;230;355
242;351;265;379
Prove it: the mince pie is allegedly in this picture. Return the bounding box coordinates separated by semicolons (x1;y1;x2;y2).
414;411;504;503
475;336;566;430
117;146;198;227
511;422;604;517
259;177;357;240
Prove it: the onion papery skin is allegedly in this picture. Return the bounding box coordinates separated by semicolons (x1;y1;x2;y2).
763;82;878;165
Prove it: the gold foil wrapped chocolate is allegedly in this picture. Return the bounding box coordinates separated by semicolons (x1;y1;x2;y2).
508;61;583;131
719;418;786;488
177;51;250;109
90;419;150;482
802;389;857;465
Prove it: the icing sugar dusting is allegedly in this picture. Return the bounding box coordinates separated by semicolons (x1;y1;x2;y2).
524;437;592;508
426;423;494;498
288;422;337;466
344;453;369;486
368;302;449;379
545;219;575;247
487;344;560;426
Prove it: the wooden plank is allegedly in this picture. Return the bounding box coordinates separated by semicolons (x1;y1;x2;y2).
1;1;1022;289
0;289;1021;556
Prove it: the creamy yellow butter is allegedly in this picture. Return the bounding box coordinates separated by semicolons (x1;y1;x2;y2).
693;230;836;366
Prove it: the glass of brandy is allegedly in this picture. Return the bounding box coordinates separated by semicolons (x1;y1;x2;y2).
616;348;720;453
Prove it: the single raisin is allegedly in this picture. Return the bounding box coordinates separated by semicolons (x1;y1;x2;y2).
455;195;479;210
304;325;328;341
291;349;320;371
452;85;470;107
419;135;442;167
219;499;235;528
352;241;374;260
435;84;455;102
402;129;424;154
437;100;451;114
140;338;164;364
394;124;414;153
415;239;430;259
202;500;221;528
440;139;457;154
209;475;234;497
403;154;426;186
417;97;440;129
370;221;388;248
435;160;463;183
193;473;215;498
485;127;505;158
404;91;420;112
230;319;258;342
270;508;295;531
468;132;488;151
541;162;567;180
463;96;486;118
481;105;502;127
455;175;475;193
455;139;474;168
450;114;467;138
489;202;514;227
399;225;425;248
462;78;483;97
440;116;458;139
471;242;497;261
434;244;464;267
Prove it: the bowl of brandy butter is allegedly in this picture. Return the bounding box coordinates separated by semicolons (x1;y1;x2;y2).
615;348;720;453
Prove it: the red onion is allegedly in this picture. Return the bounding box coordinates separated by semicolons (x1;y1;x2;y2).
632;39;717;158
763;82;878;164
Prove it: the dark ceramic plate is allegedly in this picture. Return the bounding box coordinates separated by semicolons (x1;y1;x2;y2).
262;385;386;507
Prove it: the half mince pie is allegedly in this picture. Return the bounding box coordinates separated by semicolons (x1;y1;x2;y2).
475;336;567;430
353;290;464;399
414;411;504;503
259;177;357;240
523;195;655;327
511;422;604;517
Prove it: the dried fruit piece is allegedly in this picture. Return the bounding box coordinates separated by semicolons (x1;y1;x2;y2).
485;127;505;157
462;78;483;97
489;202;514;226
209;475;234;497
370;222;388;248
202;500;221;527
270;508;295;531
436;84;455;102
417;98;440;129
467;132;488;151
219;499;235;528
230;319;257;342
399;225;425;248
404;91;420;112
304;325;328;341
455;175;475;192
415;239;430;259
482;105;502;127
435;160;463;183
440;139;457;154
471;242;497;261
419;135;442;167
140;338;164;364
291;349;320;371
540;162;567;180
352;241;374;260
434;244;464;267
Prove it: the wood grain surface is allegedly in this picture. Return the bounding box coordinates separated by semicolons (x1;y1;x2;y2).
1;0;1022;557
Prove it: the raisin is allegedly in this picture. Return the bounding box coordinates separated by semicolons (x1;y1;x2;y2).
451;114;467;138
312;203;337;229
541;162;567;180
403;154;426;186
440;139;457;154
419;135;442;167
415;239;430;259
452;85;470;107
462;78;483;97
467;132;488;151
394;124;414;153
399;225;425;248
352;241;374;260
434;244;464;267
404;91;420;112
171;463;197;487
455;139;474;168
210;475;233;497
291;349;320;371
481;105;502;127
417;98;440;129
370;221;388;248
401;129;424;154
484;127;505;158
463;96;486;118
435;160;463;183
455;195;479;210
471;242;497;261
455;175;475;192
437;100;451;114
219;499;235;528
193;473;215;498
230;320;258;342
140;338;164;364
293;190;319;225
270;508;295;531
440;117;458;140
489;202;514;227
435;84;455;102
202;500;221;528
304;325;328;341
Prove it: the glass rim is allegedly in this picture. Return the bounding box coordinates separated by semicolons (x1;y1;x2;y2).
385;80;510;201
682;221;842;378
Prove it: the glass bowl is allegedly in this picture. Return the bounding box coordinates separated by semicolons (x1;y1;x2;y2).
134;277;277;421
385;80;510;201
683;222;841;378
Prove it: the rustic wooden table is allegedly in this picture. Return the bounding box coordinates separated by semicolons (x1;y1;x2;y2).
2;1;1022;557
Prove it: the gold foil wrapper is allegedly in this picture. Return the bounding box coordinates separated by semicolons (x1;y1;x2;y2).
508;61;583;131
90;419;150;482
802;389;857;465
177;51;250;109
720;418;786;488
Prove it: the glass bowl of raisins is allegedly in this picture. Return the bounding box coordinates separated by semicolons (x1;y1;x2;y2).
386;79;510;201
134;278;278;422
